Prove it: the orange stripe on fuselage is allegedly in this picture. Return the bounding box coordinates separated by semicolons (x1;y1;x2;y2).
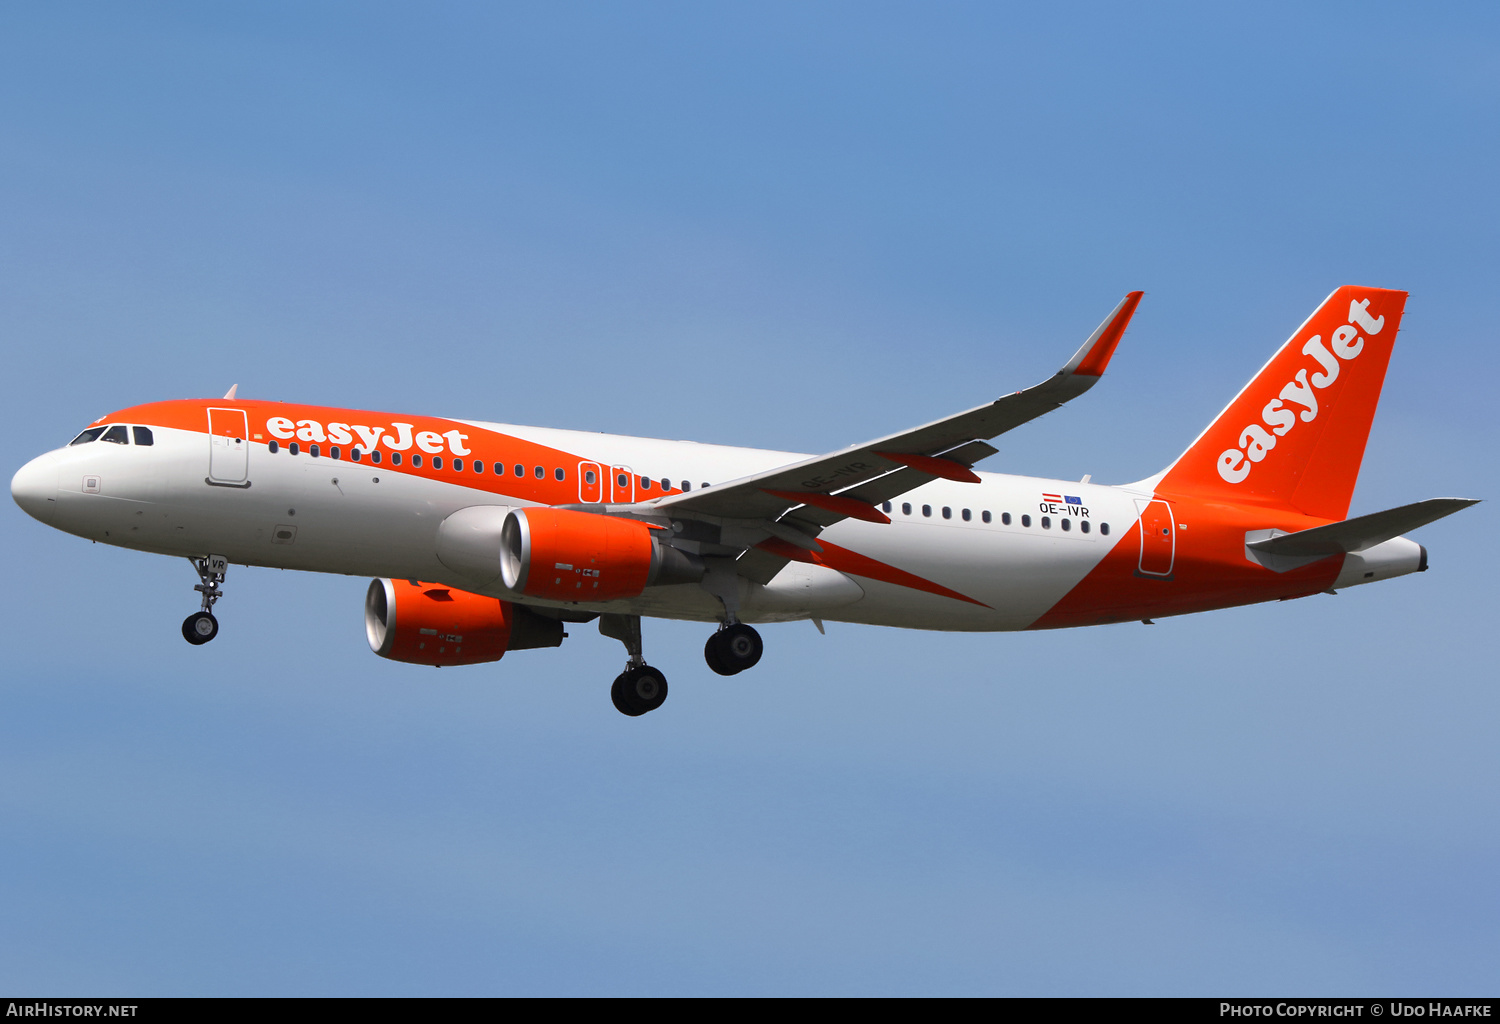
1030;493;1344;628
100;398;685;505
756;536;990;608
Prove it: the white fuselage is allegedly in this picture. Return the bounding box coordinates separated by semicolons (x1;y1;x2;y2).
18;418;1142;631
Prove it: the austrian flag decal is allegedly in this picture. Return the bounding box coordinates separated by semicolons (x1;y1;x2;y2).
1039;493;1089;516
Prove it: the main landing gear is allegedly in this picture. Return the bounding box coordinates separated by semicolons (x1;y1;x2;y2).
698;555;763;676
596;605;764;717
182;555;227;646
704;622;763;676
600;613;668;717
612;665;668;717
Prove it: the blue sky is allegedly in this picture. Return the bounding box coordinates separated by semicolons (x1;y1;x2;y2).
1;1;1496;995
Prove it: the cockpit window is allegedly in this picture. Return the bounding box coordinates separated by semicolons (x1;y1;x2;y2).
69;427;107;445
101;425;129;445
132;426;154;446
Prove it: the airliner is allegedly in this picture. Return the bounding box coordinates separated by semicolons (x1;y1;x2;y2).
10;286;1477;715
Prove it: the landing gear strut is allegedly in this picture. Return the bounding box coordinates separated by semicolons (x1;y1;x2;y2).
182;555;227;646
705;622;763;676
698;556;764;675
600;613;668;716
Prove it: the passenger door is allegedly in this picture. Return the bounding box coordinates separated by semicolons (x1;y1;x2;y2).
1135;498;1175;577
207;408;250;487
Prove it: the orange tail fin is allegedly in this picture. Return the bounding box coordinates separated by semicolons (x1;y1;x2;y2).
1155;286;1407;520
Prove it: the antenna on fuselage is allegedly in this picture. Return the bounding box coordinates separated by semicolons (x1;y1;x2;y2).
223;384;238;400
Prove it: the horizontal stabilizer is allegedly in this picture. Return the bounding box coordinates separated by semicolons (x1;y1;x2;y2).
1247;498;1479;557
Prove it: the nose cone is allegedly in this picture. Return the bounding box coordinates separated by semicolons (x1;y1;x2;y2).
12;454;59;525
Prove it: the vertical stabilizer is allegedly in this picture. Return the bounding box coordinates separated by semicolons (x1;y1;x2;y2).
1155;286;1407;520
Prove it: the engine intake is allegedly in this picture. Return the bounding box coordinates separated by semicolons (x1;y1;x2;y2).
499;507;702;601
365;578;563;667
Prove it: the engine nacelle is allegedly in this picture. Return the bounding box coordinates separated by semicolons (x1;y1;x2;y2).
365;578;563;667
499;507;701;602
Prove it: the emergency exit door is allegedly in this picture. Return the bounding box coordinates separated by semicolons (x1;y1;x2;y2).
610;466;635;503
577;461;604;503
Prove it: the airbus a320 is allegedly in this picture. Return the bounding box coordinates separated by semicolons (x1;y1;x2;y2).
11;286;1476;715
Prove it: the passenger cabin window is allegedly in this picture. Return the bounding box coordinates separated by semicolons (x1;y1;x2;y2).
942;507;952;520
882;501;892;513
411;454;422;467
131;426;154;446
474;461;483;474
289;442;300;455
330;446;341;460
370;450;382;464
390;452;401;466
494;463;504;475
1041;516;1051;529
1061;518;1071;531
102;425;129;445
432;456;442;469
269;440;280;453
681;481;691;491
983;511;993;524
514;464;524;477
1021;514;1031;527
70;427;107;445
962;509;971;521
1001;512;1012;525
584;469;595;484
310;444;320;458
555;468;565;481
902;503;912;516
922;505;932;517
662;478;671;490
1100;523;1111;536
453;459;464;471
1081;520;1090;534
350;448;361;461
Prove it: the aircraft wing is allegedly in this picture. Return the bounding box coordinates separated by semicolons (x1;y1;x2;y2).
634;291;1143;539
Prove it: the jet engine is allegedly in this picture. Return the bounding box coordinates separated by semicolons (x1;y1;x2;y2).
499;507;702;602
364;578;564;667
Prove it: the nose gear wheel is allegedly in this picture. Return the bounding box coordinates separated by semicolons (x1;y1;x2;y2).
182;611;219;645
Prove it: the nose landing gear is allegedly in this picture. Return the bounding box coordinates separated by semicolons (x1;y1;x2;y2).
182;555;227;646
